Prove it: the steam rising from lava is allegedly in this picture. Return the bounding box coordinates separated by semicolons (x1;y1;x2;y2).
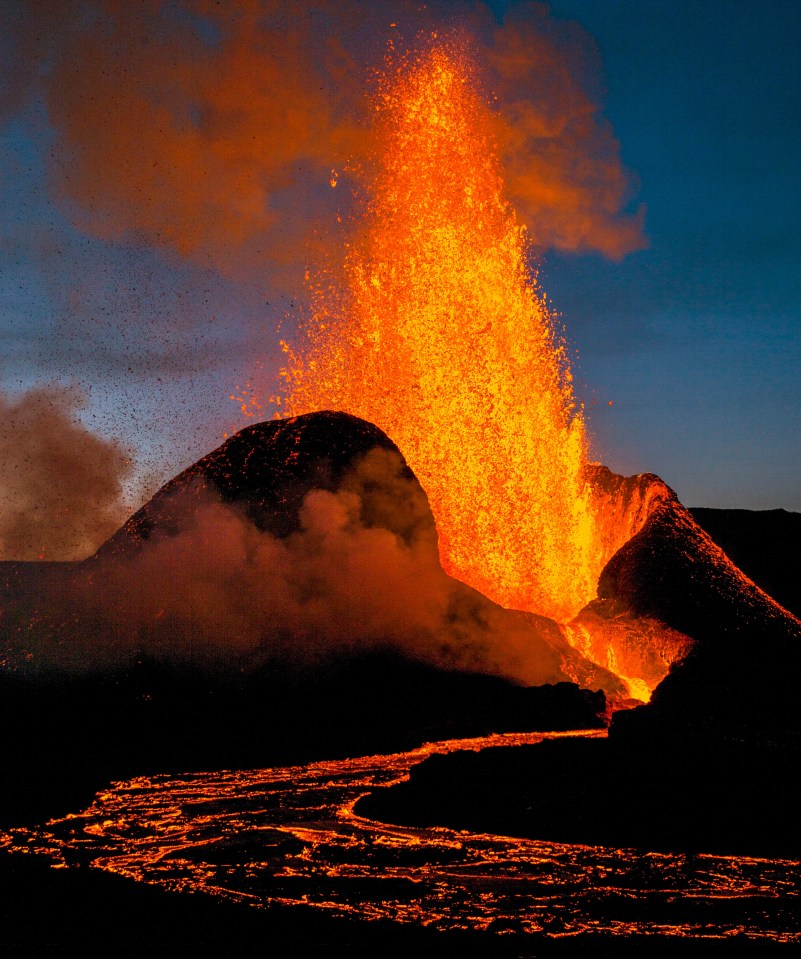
2;446;612;694
283;43;606;622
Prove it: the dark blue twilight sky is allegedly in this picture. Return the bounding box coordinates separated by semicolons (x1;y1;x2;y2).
541;0;800;510
1;0;799;524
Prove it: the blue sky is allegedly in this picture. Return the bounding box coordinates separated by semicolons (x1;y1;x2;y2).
540;0;801;507
1;0;798;511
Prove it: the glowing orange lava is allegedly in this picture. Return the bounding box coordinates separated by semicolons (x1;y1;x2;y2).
282;42;602;623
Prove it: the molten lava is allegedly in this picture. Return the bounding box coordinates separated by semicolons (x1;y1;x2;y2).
282;42;599;623
275;39;696;702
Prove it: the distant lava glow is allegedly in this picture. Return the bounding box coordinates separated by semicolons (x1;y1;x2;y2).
280;41;683;698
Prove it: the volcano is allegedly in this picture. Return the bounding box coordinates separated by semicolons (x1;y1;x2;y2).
5;410;798;709
3;411;625;825
71;411;624;694
5;409;799;727
3;409;799;852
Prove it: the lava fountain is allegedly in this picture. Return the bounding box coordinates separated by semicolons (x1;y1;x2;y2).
282;41;607;624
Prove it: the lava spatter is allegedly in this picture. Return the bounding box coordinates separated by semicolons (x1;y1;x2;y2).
282;41;599;623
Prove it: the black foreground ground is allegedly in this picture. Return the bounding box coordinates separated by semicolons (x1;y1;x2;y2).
1;847;794;957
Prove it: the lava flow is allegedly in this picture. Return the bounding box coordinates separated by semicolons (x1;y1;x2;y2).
4;732;799;943
281;41;599;624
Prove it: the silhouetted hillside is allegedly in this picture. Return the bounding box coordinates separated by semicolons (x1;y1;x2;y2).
690;506;801;619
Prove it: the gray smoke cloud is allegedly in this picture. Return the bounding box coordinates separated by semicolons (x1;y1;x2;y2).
0;386;131;561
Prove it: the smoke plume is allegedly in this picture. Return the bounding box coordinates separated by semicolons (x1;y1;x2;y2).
0;386;131;560
6;1;644;284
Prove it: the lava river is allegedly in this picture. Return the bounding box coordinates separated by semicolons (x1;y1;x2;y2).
2;730;800;943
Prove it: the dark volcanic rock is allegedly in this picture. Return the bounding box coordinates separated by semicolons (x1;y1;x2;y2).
96;410;403;556
0;652;607;828
598;494;801;745
599;497;799;645
690;506;801;619
585;464;675;569
357;732;801;858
